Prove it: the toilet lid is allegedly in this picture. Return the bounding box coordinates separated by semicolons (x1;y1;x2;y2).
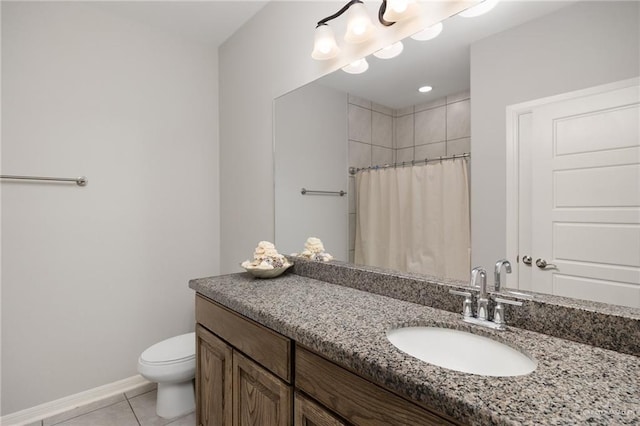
141;332;195;364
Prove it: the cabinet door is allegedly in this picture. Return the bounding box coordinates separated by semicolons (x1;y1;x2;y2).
294;392;347;426
196;325;233;426
233;351;292;426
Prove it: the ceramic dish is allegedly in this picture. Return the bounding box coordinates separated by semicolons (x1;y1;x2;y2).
241;262;293;278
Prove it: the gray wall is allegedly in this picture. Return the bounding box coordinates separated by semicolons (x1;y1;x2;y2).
470;1;639;284
219;2;350;273
1;2;219;413
275;83;349;259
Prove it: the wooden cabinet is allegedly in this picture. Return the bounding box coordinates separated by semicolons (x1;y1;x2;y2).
295;346;456;426
196;325;233;426
195;293;459;426
195;295;293;426
196;294;291;382
294;393;347;426
234;351;291;426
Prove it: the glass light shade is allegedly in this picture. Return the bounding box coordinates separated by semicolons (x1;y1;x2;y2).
411;22;443;41
373;41;404;59
458;0;499;18
383;0;418;22
311;25;340;60
342;58;369;74
344;3;374;43
418;85;433;93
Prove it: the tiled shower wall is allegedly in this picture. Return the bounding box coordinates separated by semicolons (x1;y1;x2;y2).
393;90;471;162
347;90;471;262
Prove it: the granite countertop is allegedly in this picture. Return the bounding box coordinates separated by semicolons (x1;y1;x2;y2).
189;273;639;426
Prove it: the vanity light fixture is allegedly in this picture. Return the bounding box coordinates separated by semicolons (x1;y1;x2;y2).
418;85;433;93
314;0;499;74
373;41;404;59
312;24;341;60
382;0;419;22
458;0;499;18
342;58;370;74
312;0;406;62
411;22;443;41
344;1;375;43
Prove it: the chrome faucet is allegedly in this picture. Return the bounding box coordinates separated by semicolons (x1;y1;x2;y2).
470;267;489;320
449;265;524;330
494;259;512;292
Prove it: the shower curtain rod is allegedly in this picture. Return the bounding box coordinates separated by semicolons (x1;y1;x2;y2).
348;152;469;175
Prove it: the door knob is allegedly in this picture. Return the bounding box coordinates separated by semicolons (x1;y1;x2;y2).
535;258;557;269
522;255;532;265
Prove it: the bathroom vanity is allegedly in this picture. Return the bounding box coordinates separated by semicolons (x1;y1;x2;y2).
195;294;454;425
190;260;640;425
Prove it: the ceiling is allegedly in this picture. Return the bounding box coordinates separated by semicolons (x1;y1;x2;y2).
91;0;268;47
317;0;576;109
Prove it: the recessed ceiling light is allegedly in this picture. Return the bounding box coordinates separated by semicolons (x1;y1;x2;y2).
418;86;433;93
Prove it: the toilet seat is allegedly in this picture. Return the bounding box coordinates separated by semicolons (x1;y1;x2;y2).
139;355;194;367
139;332;195;365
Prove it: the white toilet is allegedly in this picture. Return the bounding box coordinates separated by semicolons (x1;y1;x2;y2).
137;332;196;419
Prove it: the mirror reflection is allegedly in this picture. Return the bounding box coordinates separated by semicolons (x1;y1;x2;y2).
275;1;640;308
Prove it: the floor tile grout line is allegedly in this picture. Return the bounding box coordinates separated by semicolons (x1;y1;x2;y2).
125;395;142;426
42;387;191;426
48;396;127;426
125;387;157;402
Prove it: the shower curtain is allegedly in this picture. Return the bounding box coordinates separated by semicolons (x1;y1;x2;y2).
354;157;470;280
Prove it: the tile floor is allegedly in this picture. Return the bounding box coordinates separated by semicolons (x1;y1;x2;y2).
27;384;195;426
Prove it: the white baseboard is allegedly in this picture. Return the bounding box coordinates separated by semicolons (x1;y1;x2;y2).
1;375;152;426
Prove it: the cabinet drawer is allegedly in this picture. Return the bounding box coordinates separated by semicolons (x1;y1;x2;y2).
296;345;457;426
196;294;291;382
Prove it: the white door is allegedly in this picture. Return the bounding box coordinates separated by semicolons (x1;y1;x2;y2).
525;84;640;307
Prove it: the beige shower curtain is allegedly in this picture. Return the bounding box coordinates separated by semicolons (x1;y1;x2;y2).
354;158;470;280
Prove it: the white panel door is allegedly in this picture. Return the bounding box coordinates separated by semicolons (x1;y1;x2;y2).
529;84;640;307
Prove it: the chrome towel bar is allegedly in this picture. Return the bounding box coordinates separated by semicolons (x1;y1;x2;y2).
0;175;88;186
301;188;346;196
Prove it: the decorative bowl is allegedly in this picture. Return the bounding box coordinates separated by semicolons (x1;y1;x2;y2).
241;261;293;279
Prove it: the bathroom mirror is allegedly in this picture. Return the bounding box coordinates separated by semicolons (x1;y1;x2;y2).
275;1;640;308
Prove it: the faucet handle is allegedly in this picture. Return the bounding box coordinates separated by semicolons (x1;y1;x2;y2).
491;296;523;328
493;297;524;306
449;289;473;318
501;290;534;300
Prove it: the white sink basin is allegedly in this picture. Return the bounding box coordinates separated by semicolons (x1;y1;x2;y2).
387;326;537;377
